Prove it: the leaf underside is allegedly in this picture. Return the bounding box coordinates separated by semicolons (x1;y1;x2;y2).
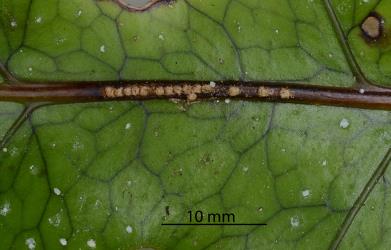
0;0;391;249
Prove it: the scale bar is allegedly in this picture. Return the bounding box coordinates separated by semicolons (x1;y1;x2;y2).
161;223;267;226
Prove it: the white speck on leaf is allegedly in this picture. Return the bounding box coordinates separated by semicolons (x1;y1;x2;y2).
10;20;17;27
125;123;132;130
302;189;311;198
59;238;67;246
290;216;300;227
158;33;165;40
339;118;350;129
25;238;36;250
0;202;11;216
225;99;231;104
126;225;133;234
322;160;327;166
35;16;42;23
236;21;241;32
48;211;62;227
2;147;7;153
209;81;216;87
87;239;96;248
53;187;61;196
100;45;106;53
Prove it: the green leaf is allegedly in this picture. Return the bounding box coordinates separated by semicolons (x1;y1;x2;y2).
0;0;391;249
2;0;356;84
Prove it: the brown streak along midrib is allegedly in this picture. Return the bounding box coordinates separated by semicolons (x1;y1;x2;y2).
1;80;391;110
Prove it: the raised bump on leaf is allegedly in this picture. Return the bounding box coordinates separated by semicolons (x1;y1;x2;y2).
361;12;384;42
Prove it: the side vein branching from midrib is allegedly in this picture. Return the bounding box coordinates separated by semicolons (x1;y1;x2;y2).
323;0;391;248
323;0;372;88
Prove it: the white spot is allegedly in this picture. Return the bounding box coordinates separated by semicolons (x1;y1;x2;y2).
76;10;83;17
275;29;279;34
125;123;132;130
281;148;286;152
48;211;62;227
53;187;61;196
87;239;96;248
339;118;350;129
28;67;33;72
243;167;249;172
322;160;327;166
302;189;311;198
0;202;11;216
225;98;231;104
51;143;56;148
209;81;216;87
127;180;132;186
359;89;365;94
25;238;36;250
158;33;165;40
328;53;333;58
10;20;17;27
2;147;7;153
100;45;106;53
35;16;42;23
59;238;67;246
126;225;133;234
290;216;300;227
